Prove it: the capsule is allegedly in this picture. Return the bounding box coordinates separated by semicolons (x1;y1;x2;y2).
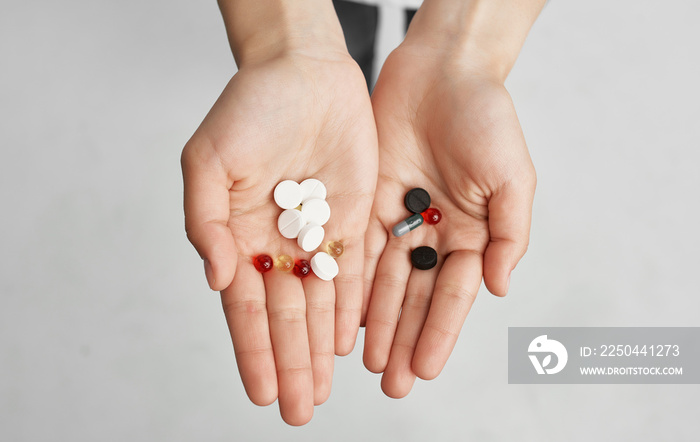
293;259;311;278
422;208;442;225
253;255;273;273
392;213;424;237
326;241;345;258
274;254;294;272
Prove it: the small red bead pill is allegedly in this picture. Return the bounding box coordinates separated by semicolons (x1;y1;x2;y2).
293;259;311;278
253;255;273;273
422;208;442;225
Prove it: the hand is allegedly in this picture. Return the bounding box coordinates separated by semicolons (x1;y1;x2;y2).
181;50;377;424
362;43;536;398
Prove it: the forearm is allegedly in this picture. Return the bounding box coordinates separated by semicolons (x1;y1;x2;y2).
406;0;547;80
217;0;347;67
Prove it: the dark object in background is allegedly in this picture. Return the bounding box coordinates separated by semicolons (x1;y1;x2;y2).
333;0;417;90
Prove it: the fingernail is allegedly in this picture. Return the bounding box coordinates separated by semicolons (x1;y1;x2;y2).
505;272;511;295
204;259;215;289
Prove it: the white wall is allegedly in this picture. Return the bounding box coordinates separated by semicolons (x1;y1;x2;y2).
1;1;698;440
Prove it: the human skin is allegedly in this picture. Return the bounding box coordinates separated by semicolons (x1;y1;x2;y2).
182;0;546;424
181;0;377;425
363;0;546;398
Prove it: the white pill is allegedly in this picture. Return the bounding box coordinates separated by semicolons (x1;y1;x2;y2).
301;198;331;226
310;252;339;281
297;223;325;252
299;178;327;203
277;209;306;239
273;180;302;210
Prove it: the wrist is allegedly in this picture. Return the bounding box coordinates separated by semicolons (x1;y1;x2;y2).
218;0;348;67
402;0;546;82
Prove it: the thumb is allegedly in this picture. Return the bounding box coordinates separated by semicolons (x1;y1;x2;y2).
483;177;535;297
181;141;237;291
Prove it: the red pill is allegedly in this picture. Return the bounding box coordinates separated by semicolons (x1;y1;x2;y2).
422;208;442;225
293;259;311;278
253;255;273;273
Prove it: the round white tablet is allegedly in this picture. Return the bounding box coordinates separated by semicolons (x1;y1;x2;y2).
273;180;302;210
301;198;331;226
277;209;306;239
310;252;339;281
297;223;325;252
299;178;327;203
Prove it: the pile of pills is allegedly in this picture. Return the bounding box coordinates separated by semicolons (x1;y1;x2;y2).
392;187;442;270
275;179;330;252
254;178;341;281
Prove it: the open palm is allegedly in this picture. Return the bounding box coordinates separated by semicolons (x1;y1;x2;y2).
182;53;377;425
363;47;536;398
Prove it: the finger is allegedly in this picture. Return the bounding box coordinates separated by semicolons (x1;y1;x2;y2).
483;177;535;297
412;250;482;380
362;217;388;326
181;142;236;291
381;262;440;398
363;242;412;373
265;268;314;426
334;235;364;356
221;260;277;406
303;275;335;405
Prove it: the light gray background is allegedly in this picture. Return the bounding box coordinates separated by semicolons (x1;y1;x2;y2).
1;1;699;440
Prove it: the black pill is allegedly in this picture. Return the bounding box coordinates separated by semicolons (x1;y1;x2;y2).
411;246;438;270
404;188;431;214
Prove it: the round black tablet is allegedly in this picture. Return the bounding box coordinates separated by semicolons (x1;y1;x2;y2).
404;188;431;214
411;246;438;270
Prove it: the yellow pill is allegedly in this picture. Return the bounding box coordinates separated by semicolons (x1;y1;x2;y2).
326;241;345;259
274;254;294;272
